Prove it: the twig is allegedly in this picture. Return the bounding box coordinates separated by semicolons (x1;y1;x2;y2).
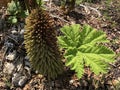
43;4;61;12
79;4;101;17
50;14;71;24
109;63;117;68
110;79;117;90
7;35;19;45
79;4;90;14
87;6;101;17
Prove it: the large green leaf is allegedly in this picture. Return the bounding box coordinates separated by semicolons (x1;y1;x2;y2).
58;24;115;78
78;45;114;74
58;24;80;48
65;48;84;78
79;25;109;46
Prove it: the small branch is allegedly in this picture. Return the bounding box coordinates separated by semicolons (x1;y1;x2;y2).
79;4;101;17
50;14;71;24
7;35;19;45
79;4;90;14
109;63;116;68
87;6;101;17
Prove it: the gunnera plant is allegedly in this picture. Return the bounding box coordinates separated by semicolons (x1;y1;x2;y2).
58;24;115;79
24;8;63;79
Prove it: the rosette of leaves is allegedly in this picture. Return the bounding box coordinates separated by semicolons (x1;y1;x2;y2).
24;8;63;79
7;0;21;15
58;24;115;78
7;0;28;24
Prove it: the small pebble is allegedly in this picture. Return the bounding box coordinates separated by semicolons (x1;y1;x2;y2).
6;51;16;61
11;30;18;35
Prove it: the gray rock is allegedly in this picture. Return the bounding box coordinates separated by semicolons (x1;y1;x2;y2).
20;29;24;35
18;76;28;87
12;73;28;87
6;50;16;61
3;62;15;74
11;30;18;35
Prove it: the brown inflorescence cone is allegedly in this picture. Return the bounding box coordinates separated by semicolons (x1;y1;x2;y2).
24;8;63;79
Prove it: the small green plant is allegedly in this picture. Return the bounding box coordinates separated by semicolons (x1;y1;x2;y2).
58;24;115;78
36;0;44;7
7;0;44;24
7;0;29;24
7;0;21;15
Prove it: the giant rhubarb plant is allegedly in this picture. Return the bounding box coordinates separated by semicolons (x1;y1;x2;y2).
24;8;63;79
58;24;115;78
